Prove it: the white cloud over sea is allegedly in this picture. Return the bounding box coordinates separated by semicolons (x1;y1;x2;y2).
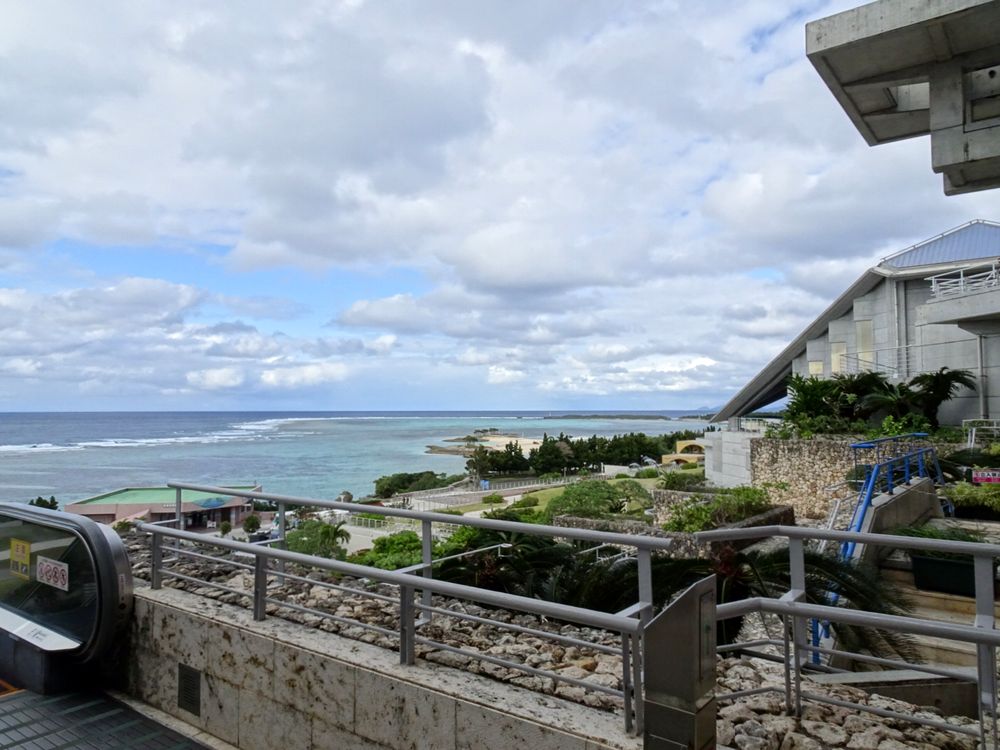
0;1;996;411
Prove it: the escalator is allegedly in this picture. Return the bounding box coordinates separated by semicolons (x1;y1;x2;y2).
0;503;209;749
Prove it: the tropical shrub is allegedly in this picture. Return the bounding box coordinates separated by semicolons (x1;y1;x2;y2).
219;521;231;537
242;514;261;534
662;486;771;533
658;470;705;491
543;481;622;522
286;520;350;560
481;493;504;504
942;481;1000;513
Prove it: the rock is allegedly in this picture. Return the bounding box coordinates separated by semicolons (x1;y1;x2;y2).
718;719;736;746
779;733;822;750
800;720;847;747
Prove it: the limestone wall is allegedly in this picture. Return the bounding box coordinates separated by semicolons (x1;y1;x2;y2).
126;585;639;750
747;438;963;520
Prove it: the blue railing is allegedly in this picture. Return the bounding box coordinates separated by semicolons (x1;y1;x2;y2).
840;434;944;559
814;434;945;661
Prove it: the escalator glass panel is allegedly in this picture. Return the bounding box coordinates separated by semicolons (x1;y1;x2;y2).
0;511;98;645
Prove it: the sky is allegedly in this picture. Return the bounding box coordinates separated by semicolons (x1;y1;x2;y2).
0;1;996;413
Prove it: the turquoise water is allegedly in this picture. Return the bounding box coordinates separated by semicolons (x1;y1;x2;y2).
0;411;708;504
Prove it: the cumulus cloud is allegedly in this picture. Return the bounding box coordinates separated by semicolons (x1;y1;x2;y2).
260;362;349;389
0;1;995;410
186;367;244;390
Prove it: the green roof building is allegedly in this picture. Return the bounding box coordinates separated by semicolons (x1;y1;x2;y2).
64;485;259;529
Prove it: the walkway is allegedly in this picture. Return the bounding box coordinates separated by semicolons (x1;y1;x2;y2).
0;691;210;749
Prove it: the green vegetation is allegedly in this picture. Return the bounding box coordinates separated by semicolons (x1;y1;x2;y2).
373;471;466;498
348;530;426;569
28;496;58;510
770;368;974;438
481;493;504;504
466;430;704;477
891;523;985;561
351;517;914;657
219;521;232;538
242;514;261;534
658;468;706;491
942;481;1000;513
286;520;351;559
661;486;771;533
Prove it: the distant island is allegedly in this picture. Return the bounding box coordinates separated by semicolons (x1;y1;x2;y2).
542;413;673;420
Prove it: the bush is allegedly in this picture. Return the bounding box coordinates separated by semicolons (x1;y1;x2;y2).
510;496;539;509
112;519;134;535
891;523;985;560
662;486;771;533
943;481;1000;512
219;521;232;537
481;493;504;504
635;468;660;479
659;470;705;491
242;514;261;534
680;462;702;471
348;531;428;569
543;481;622;522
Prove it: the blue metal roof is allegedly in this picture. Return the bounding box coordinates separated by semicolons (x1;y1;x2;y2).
880;220;1000;269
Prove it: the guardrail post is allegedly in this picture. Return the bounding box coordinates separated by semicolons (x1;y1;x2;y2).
789;537;807;712
174;487;183;529
421;519;433;622
399;585;415;665
276;501;287;581
637;548;653;627
973;555;998;747
253;556;268;621
151;532;162;589
642;575;715;749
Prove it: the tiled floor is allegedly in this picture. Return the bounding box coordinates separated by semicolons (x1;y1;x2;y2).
0;691;208;750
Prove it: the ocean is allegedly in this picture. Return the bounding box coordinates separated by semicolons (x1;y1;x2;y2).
0;411;710;505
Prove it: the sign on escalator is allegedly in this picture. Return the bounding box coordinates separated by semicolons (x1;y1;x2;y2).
9;538;30;580
37;556;69;591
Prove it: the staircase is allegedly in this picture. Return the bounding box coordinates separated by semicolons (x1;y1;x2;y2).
880;518;1000;667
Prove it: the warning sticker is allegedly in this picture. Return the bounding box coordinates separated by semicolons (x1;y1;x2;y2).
9;538;30;580
36;556;69;592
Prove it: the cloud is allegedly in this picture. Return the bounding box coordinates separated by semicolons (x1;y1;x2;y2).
186;367;244;390
260;362;349;389
0;1;995;410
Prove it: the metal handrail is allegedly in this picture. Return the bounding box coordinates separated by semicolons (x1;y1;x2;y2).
140;489;656;736
927;261;1000;301
167;481;674;552
696;525;999;746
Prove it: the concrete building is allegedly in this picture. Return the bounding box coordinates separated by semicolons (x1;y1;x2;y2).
65;485;259;528
705;220;1000;485
807;0;1000;195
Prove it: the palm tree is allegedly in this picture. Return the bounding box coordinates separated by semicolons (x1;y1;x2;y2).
909;367;977;430
829;372;890;420
860;381;917;420
317;521;351;556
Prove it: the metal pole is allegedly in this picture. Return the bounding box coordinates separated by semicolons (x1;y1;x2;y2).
399;585;415;665
621;634;634;735
253;556;268;621
151;533;162;589
979;334;990;420
637;548;653;627
421;519;433;621
973;555;998;747
276;501;287;581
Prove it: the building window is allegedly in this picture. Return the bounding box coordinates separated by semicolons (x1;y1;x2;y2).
855;320;874;370
831;342;847;373
808;360;824;375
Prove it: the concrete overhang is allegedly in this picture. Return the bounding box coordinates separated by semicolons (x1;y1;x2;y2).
918;286;1000;333
806;0;1000;195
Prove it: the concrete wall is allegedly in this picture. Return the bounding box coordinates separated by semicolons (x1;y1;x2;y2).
125;585;639;750
708;437;963;520
701;431;753;488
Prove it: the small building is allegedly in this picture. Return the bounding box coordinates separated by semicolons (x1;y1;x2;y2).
65;485;260;529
